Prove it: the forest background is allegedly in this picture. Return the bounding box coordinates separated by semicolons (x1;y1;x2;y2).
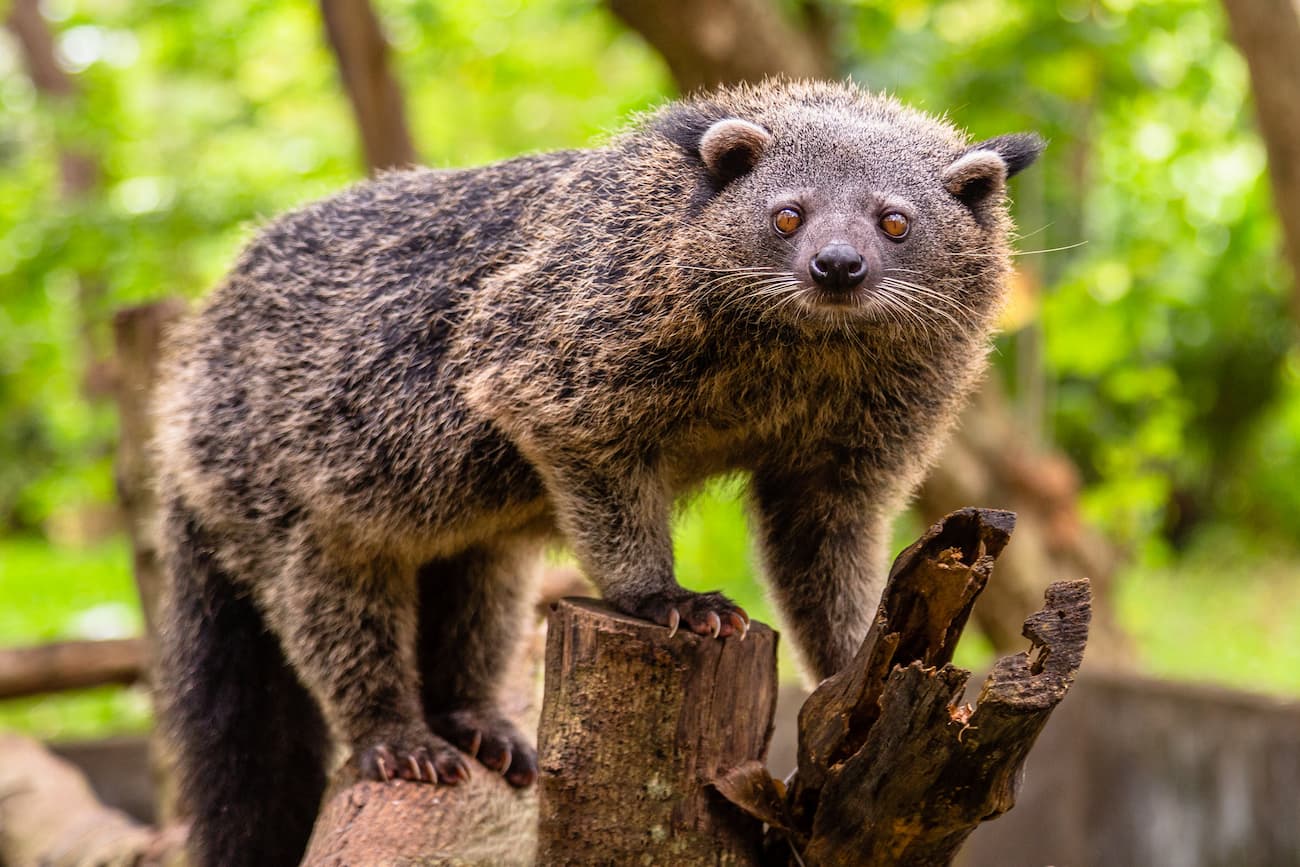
2;0;1298;739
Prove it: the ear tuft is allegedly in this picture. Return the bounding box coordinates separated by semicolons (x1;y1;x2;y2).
944;132;1045;204
698;118;772;185
943;150;1008;203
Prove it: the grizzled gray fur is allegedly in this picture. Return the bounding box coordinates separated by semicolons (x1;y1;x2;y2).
153;79;1042;866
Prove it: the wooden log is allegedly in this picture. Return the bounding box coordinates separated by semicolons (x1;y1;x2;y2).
0;638;145;700
300;774;536;867
301;601;551;864
536;598;778;865
0;732;184;867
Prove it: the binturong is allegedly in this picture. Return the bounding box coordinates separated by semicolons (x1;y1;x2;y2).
153;78;1043;867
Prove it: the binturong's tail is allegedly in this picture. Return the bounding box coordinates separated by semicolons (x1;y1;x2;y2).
157;497;330;867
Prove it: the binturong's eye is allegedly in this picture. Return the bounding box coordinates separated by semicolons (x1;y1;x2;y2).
880;212;910;240
773;207;803;235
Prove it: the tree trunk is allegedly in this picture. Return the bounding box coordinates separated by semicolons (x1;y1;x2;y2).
916;379;1128;665
318;0;418;172
6;0;112;406
536;599;779;865
1221;0;1300;321
110;300;188;825
607;0;834;91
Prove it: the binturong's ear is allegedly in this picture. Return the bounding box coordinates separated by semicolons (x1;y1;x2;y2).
698;118;772;185
944;132;1045;204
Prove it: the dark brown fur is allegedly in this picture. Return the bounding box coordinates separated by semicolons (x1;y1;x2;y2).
154;79;1041;866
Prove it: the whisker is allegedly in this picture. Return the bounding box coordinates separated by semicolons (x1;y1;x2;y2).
880;278;981;324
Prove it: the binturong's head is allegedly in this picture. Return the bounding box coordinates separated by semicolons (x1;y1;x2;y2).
652;80;1044;334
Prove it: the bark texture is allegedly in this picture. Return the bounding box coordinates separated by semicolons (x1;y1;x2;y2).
318;0;418;172
301;775;537;867
536;598;779;866
917;380;1127;664
1221;0;1300;319
708;510;1091;866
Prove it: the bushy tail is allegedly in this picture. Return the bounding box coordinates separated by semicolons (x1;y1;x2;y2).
158;499;329;867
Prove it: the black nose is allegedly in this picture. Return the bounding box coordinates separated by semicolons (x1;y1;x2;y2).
809;242;868;291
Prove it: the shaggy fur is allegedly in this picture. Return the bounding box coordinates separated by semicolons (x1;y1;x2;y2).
153;79;1041;866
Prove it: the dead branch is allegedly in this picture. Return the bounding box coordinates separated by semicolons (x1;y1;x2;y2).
0;733;184;867
0;639;145;700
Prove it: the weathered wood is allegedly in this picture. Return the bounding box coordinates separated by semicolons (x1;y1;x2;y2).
536;597;778;865
0;733;184;867
803;580;1090;865
0;638;145;700
791;508;1015;812
706;509;1090;866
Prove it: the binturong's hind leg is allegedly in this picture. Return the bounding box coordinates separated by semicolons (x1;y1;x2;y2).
261;532;471;786
417;540;541;787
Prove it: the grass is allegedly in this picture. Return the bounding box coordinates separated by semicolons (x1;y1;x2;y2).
2;497;1297;740
1115;542;1300;697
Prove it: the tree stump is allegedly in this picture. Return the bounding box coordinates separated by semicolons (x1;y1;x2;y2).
536;598;779;865
711;508;1092;866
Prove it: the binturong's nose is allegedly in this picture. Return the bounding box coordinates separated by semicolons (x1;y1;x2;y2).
808;242;869;291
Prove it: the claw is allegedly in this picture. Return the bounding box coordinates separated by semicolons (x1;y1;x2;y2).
727;611;748;640
407;756;422;781
423;758;440;784
376;754;391;782
707;611;722;638
667;607;681;638
467;730;483;758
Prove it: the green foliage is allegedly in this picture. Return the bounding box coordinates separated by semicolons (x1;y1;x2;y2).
0;536;150;736
842;0;1298;546
2;0;1300;736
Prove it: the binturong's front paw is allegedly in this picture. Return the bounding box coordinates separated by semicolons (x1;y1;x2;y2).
428;708;538;788
355;729;471;786
624;589;750;640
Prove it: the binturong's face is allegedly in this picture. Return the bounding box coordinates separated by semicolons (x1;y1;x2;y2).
666;82;1043;334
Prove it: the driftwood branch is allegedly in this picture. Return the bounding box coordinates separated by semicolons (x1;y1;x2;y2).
0;639;146;700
